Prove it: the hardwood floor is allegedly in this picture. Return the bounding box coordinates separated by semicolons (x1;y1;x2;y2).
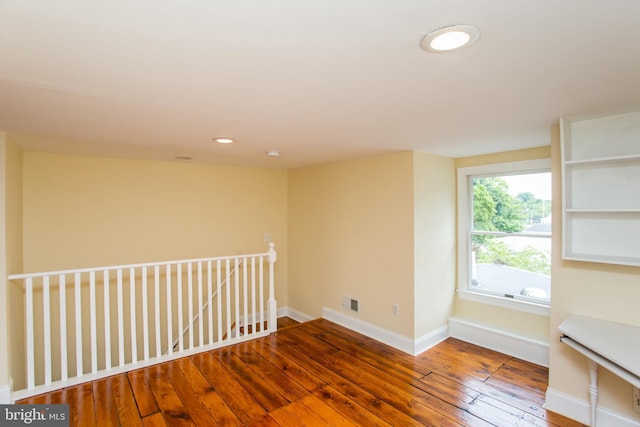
19;318;584;426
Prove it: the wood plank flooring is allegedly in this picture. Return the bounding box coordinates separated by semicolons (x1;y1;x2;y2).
19;318;584;426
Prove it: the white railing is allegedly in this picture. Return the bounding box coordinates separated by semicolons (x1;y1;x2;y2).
8;243;277;401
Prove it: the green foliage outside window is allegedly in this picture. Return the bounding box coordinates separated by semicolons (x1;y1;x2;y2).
474;240;551;276
472;177;551;275
473;177;527;232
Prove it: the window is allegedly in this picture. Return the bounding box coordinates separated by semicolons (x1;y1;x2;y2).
457;159;552;315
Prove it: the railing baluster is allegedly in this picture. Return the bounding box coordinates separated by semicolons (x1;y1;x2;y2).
207;260;213;345
177;263;183;352
197;261;203;348
154;265;161;358
166;264;173;355
142;267;149;361
117;269;124;367
234;258;240;338
103;270;111;371
74;272;83;378
259;256;264;329
187;262;193;349
243;258;248;336
129;268;137;363
59;275;67;381
217;260;222;342
26;277;34;389
251;257;256;333
9;245;277;398
89;271;97;373
225;259;231;340
43;276;52;385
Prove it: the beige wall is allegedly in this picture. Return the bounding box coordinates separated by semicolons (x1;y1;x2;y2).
0;133;9;392
548;125;640;420
287;152;415;336
22;152;288;299
0;133;24;395
453;146;552;339
413;152;456;337
287;151;457;340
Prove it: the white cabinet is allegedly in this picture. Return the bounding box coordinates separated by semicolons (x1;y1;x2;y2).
561;111;640;266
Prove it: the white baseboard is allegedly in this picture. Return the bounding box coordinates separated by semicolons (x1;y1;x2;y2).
448;317;549;367
234;306;312;329
279;306;315;323
545;387;640;427
413;325;449;355
321;306;447;356
0;379;12;404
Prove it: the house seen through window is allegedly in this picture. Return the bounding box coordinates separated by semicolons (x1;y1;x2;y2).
458;159;552;310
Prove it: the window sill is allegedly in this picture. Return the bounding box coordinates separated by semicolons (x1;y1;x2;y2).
457;289;550;317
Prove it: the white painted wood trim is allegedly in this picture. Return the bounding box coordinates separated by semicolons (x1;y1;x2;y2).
0;380;12;404
322;307;415;354
559;315;640;385
279;307;315;323
11;328;271;402
414;325;449;355
448;317;549;367
545;387;640;427
283;307;448;356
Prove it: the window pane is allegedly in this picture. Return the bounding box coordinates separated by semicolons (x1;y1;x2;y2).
471;234;551;300
470;172;551;301
472;173;551;233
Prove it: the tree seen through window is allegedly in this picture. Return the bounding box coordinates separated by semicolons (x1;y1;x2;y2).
471;173;551;300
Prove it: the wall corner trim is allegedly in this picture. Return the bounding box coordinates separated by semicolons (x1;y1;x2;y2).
448;317;549;367
321;306;447;356
279;307;316;323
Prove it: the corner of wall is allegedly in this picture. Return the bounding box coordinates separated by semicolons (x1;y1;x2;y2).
413;152;456;338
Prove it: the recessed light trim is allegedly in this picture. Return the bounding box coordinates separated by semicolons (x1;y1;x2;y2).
421;25;480;53
213;137;234;144
266;150;281;157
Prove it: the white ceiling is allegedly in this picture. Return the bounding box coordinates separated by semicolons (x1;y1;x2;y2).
1;0;640;169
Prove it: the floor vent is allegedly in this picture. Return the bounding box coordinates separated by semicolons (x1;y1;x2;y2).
343;296;359;313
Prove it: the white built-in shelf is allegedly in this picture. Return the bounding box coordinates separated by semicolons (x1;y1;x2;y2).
561;111;640;266
564;153;640;166
565;209;640;213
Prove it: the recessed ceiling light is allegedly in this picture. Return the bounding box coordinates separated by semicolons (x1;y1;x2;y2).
420;25;480;53
213;137;234;144
266;150;281;157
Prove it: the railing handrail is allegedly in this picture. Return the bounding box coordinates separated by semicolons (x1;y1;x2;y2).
8;250;270;281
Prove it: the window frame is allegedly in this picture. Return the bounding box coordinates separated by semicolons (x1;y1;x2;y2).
457;159;552;316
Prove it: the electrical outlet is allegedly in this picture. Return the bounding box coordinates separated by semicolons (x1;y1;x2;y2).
634;386;640;412
392;304;399;316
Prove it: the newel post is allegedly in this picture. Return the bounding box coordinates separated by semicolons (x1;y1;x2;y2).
267;243;277;332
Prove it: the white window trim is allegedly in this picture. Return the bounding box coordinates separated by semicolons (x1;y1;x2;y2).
457;158;551;317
